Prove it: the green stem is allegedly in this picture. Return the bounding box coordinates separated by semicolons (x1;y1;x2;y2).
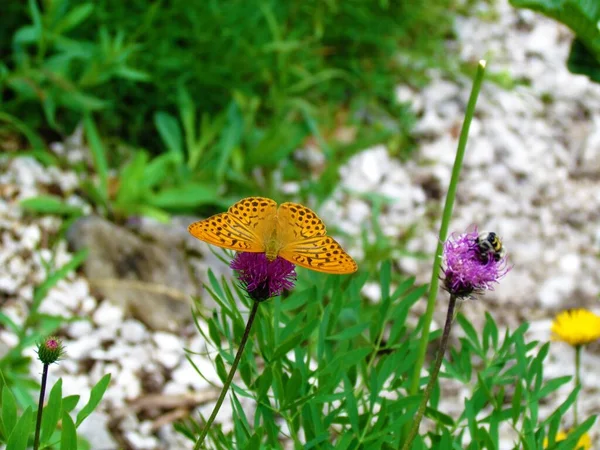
574;345;581;427
33;364;49;450
408;60;487;398
194;300;260;449
402;295;458;450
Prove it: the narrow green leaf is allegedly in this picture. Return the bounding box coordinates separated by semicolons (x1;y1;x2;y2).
83;114;109;202
215;355;227;382
149;183;217;209
154;111;183;159
511;378;522;425
54;4;94;33
343;376;359;433
6;406;32;450
75;373;111;427
20;195;84;217
326;323;369;341
61;395;80;413
1;386;17;437
60;412;77;450
41;378;63;444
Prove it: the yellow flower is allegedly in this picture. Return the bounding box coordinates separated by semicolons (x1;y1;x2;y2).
543;430;591;449
551;309;600;346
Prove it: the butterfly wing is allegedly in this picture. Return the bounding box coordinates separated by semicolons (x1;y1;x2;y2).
188;197;277;252
277;202;357;274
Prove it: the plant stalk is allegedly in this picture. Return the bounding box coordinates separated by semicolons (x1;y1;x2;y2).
402;294;458;450
33;363;49;450
574;345;581;427
408;60;487;399
194;299;260;449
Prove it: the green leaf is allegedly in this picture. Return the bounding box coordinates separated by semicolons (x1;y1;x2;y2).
84;114;109;202
75;373;111;427
20;196;84;217
6;406;32;450
511;378;522;425
326;322;369;341
215;101;243;182
215;355;228;382
115;151;149;206
0;111;45;151
60;412;77;450
62;395;80;413
154;111;184;160
41;378;63;444
567;37;600;82
1;386;17;437
148;183;218;209
54;4;94;34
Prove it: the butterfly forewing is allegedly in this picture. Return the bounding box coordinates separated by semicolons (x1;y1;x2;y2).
277;202;327;240
188;212;264;252
188;197;277;253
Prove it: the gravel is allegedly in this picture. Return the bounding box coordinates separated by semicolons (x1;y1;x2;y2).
1;0;600;448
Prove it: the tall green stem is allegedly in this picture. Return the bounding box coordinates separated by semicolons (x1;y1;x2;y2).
194;300;260;449
402;295;458;450
408;60;487;399
33;364;49;450
574;345;581;427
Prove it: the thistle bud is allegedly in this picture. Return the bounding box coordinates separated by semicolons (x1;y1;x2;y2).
36;337;66;365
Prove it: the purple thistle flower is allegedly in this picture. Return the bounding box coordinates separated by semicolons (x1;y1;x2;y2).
230;252;297;301
441;228;510;298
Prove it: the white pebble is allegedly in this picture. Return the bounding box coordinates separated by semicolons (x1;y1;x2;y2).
93;302;124;326
120;320;148;343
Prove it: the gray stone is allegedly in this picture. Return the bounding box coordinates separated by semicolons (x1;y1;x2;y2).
66;216;200;331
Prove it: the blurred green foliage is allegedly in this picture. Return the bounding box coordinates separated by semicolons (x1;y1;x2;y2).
68;0;458;150
3;0;464;220
2;0;458;149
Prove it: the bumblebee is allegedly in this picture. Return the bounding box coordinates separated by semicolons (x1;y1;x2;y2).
475;231;505;263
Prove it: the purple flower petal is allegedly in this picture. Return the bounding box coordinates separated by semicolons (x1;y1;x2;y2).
231;252;297;301
442;228;510;298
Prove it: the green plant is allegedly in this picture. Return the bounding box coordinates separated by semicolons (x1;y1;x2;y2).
0;249;87;408
177;259;595;448
0;372;111;450
0;0;147;145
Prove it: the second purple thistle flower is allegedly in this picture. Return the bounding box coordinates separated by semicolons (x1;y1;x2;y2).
442;229;510;298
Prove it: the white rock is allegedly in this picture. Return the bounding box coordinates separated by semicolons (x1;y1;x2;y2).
537;275;576;308
77;412;118;450
93;301;124;327
116;368;141;399
124;431;159;449
120;320;148;343
65;335;101;360
171;362;210;391
67;320;94;339
153;331;182;352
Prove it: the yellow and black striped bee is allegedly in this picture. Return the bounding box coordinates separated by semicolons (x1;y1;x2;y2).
475;231;505;263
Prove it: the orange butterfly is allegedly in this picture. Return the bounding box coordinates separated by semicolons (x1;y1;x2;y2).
188;197;357;274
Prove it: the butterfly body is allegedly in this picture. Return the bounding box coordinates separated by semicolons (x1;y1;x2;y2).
188;197;357;274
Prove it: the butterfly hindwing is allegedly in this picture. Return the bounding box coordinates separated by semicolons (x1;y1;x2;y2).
279;235;358;274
